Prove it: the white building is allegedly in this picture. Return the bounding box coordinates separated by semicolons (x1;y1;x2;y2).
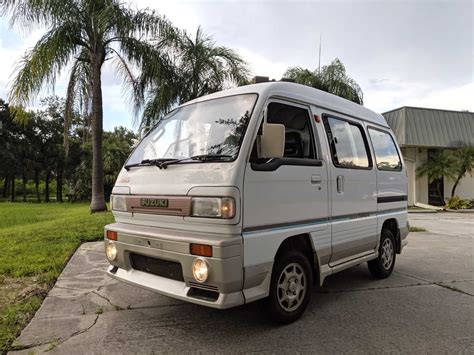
383;106;474;206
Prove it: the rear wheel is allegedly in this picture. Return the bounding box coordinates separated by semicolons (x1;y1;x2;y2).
267;250;313;324
368;229;396;278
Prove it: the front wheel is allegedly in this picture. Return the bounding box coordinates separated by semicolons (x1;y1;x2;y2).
368;229;396;278
267;250;313;324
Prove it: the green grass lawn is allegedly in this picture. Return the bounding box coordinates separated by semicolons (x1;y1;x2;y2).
0;203;113;352
409;226;427;232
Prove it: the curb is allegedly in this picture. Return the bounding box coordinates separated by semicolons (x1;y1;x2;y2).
408;209;438;214
444;209;474;213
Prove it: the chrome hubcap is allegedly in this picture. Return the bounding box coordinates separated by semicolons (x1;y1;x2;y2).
277;263;306;312
381;238;394;270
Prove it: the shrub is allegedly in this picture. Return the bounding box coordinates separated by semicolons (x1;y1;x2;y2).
468;199;474;209
445;196;470;210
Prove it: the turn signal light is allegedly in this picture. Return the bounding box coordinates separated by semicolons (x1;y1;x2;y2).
106;230;118;241
190;243;212;257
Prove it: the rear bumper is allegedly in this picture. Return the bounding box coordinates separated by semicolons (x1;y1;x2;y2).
104;222;244;309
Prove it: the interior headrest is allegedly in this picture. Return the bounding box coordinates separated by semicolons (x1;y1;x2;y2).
287;112;307;130
285;131;302;142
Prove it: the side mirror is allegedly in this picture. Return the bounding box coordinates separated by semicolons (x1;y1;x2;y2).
259;123;285;158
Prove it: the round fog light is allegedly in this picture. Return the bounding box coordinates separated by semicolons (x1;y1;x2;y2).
105;241;117;261
192;258;209;283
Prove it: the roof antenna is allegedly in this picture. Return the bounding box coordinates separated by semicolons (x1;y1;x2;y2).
318;34;322;73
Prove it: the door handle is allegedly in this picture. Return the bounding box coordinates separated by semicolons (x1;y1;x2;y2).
311;175;322;184
336;175;344;193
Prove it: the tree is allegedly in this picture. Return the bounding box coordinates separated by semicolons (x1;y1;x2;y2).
450;146;474;198
284;58;364;105
140;26;249;126
2;0;178;212
38;96;66;202
67;126;136;202
0;99;17;200
0;100;26;202
103;127;137;199
417;150;458;205
15;112;36;202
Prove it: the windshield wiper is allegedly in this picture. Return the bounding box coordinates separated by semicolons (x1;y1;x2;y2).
160;154;233;169
124;159;176;171
124;155;233;170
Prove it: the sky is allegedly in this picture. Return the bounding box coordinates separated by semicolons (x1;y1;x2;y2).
0;0;472;132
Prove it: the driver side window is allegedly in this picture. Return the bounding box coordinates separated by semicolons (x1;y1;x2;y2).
251;102;317;161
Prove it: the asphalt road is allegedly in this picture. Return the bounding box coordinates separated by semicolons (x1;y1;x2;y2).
11;213;474;353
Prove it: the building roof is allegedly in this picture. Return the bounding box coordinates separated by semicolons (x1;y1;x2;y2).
383;106;474;148
183;82;389;127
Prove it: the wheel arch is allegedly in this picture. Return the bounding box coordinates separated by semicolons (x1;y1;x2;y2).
274;233;320;285
381;218;401;253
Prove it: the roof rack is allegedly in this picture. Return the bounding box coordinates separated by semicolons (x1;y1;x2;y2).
250;76;295;84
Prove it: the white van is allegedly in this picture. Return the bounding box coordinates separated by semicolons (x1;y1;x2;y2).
104;82;409;323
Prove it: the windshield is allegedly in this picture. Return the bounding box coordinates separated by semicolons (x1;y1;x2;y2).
127;94;258;166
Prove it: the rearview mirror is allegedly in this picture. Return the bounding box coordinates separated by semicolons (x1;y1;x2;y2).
259;123;285;158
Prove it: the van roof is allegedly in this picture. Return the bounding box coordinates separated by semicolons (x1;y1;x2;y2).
183;81;388;127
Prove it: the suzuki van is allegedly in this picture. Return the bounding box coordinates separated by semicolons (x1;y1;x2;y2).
104;81;408;323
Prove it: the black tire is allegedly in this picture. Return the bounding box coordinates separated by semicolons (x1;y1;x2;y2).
267;250;313;324
368;229;396;279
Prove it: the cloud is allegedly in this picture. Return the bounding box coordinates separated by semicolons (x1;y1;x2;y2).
364;79;474;114
408;83;474;112
235;47;288;80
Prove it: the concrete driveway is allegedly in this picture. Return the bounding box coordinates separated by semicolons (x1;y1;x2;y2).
12;213;474;353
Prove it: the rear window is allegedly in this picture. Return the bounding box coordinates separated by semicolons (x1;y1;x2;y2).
368;128;402;171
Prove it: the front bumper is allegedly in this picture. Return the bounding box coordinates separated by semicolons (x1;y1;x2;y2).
104;222;244;309
107;266;244;309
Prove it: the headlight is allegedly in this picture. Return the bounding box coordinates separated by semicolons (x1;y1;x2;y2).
192;258;209;283
111;195;127;212
191;197;235;219
105;241;117;261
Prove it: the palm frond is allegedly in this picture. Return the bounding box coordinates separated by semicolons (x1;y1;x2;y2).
64;52;91;153
139;26;249;127
1;0;79;29
283;58;363;105
9;21;81;105
121;36;178;125
109;47;142;117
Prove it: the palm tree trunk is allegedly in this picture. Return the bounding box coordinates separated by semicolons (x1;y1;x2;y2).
57;169;63;202
3;176;9;198
451;171;464;199
11;175;15;202
45;171;50;202
90;58;107;213
22;172;27;202
34;169;41;202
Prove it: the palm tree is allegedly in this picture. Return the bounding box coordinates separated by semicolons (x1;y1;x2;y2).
2;0;178;212
284;58;364;105
450;146;474;198
140;26;249;126
417;150;458;205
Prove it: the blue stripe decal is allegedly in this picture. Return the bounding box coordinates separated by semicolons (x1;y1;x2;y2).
242;208;406;234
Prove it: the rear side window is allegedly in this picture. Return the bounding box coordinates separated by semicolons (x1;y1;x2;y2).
368;128;402;171
323;116;371;169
